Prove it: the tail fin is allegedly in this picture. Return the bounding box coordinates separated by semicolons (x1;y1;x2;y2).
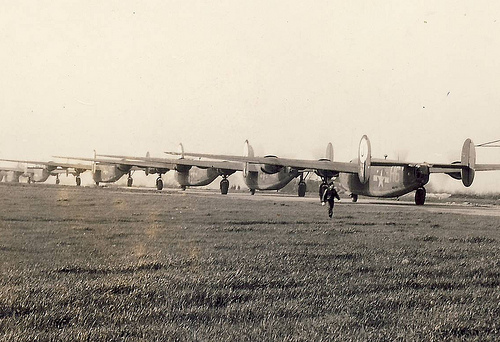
325;142;334;161
243;140;254;177
461;138;476;187
314;142;337;179
244;140;254;157
92;150;97;174
145;152;150;176
178;143;185;159
358;135;371;184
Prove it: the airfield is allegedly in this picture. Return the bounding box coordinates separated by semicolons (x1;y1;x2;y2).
1;183;499;340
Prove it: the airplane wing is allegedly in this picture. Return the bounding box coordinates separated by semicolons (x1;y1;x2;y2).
163;151;359;174
0;158;92;171
0;166;25;172
98;154;244;172
54;155;243;172
54;156;175;170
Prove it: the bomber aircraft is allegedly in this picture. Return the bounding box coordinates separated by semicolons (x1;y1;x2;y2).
54;151;171;189
164;135;500;205
99;140;335;196
0;165;27;183
55;151;241;192
0;159;89;185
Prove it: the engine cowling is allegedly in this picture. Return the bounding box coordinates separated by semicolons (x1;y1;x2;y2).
260;156;283;174
117;163;133;173
176;164;192;173
415;164;430;182
315;158;339;179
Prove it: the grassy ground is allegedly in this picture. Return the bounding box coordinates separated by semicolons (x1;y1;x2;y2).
0;183;499;341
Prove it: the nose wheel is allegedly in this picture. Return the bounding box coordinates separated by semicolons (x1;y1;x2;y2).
297;173;307;197
415;187;426;205
319;179;328;202
127;171;133;187
156;176;163;190
220;177;229;195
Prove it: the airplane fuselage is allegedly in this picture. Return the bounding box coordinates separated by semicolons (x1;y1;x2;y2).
245;168;300;191
339;164;429;198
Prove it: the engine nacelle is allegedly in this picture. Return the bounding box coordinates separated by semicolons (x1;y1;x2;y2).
260;156;283;174
176;164;192;173
315;158;339;179
117;164;133;173
415;164;430;182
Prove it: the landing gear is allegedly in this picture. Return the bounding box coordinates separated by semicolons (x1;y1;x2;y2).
250;189;255;195
319;182;328;201
350;194;358;203
220;177;229;195
415;187;426;205
56;174;60;185
181;185;186;191
297;174;306;197
298;181;306;197
127;171;133;187
27;177;32;184
76;176;81;186
156;177;163;191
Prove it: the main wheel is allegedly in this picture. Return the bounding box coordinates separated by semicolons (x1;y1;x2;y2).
127;177;133;187
76;176;81;186
220;178;229;195
415;187;426;205
351;194;358;203
250;189;255;195
56;178;60;185
319;183;328;201
298;181;306;197
156;177;163;191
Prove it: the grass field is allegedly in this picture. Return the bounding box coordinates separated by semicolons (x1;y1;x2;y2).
1;183;499;341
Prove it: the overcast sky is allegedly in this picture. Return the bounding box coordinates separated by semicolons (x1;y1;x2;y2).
1;1;499;191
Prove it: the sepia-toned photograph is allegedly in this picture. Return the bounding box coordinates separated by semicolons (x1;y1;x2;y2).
1;2;499;340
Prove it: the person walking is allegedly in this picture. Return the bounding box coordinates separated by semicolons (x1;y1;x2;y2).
322;182;340;218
